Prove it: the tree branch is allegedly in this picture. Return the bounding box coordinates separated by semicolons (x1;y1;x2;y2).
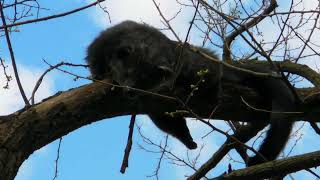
223;0;278;62
0;64;319;179
0;0;107;29
212;151;320;180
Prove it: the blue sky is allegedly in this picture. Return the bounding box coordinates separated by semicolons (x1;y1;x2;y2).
1;0;320;180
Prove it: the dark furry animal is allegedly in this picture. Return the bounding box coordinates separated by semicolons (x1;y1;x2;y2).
86;21;296;163
86;21;222;149
223;63;296;165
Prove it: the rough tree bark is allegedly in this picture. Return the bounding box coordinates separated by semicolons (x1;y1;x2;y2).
0;62;319;180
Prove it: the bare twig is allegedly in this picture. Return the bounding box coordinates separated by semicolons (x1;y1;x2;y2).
147;135;168;180
0;0;107;29
310;122;320;135
52;138;63;180
174;0;201;76
43;60;178;101
240;96;303;114
305;168;320;179
223;0;278;62
136;125;207;178
187;122;267;180
0;1;30;106
120;114;136;173
0;58;12;89
31;60;88;105
189;46;281;78
151;0;181;42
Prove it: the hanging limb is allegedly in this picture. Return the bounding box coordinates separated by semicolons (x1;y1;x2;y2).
120;113;136;173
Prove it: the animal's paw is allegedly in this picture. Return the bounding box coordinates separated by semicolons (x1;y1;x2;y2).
186;141;197;150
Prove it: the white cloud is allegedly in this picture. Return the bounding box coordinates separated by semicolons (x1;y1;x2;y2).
0;63;54;115
88;0;205;44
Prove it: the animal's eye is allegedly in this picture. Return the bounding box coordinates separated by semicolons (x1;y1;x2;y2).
117;46;132;58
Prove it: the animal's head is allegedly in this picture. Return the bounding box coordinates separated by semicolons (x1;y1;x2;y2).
86;21;176;90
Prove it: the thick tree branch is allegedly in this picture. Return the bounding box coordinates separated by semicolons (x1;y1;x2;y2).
212;151;320;180
242;60;320;87
188;122;267;180
0;64;319;179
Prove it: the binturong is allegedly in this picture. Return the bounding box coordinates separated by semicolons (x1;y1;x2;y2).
86;20;297;166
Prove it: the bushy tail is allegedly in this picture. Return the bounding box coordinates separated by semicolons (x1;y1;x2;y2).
248;78;296;166
248;119;294;166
